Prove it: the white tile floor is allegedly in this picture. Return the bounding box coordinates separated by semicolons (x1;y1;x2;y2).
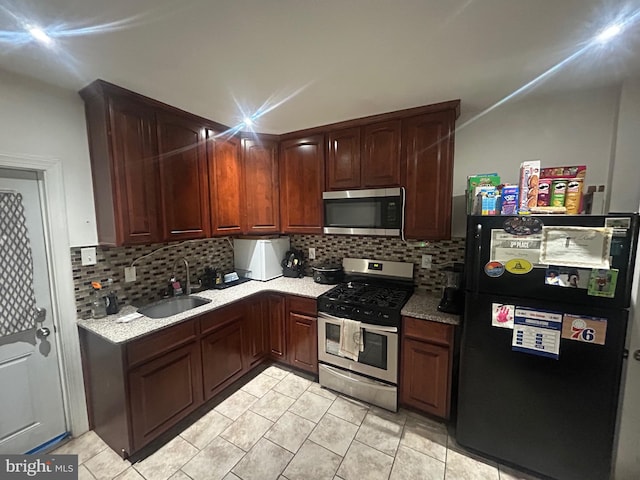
53;366;541;480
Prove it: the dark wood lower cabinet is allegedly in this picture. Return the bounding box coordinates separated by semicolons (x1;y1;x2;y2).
201;320;244;400
129;342;202;449
286;296;318;374
244;297;268;368
400;316;455;419
79;293;318;458
268;294;287;361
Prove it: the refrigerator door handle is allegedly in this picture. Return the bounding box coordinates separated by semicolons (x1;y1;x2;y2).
473;223;482;294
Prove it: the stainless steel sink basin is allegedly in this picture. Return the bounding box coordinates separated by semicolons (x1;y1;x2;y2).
137;296;212;319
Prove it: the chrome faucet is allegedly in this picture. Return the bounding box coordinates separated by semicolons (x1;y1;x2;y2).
172;257;191;295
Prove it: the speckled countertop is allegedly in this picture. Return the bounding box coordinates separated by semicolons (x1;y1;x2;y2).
77;276;334;344
401;289;461;326
78;278;459;344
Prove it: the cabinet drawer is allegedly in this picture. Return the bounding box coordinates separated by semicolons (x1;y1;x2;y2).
200;302;245;335
127;320;197;367
402;317;453;347
287;295;317;316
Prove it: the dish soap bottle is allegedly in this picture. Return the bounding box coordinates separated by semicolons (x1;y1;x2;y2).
104;278;120;315
91;281;107;319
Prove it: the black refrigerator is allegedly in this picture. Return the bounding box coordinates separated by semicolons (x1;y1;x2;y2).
456;214;639;480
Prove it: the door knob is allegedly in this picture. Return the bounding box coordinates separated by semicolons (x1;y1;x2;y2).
37;326;51;338
634;350;640;361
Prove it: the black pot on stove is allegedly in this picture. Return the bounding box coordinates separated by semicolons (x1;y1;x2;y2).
312;264;344;284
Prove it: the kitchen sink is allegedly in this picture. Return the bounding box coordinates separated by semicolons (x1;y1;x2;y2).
137;295;212;319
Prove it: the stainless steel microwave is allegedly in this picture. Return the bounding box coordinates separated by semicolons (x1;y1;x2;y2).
322;188;404;236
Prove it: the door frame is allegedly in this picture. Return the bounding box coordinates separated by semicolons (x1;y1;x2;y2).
0;153;89;437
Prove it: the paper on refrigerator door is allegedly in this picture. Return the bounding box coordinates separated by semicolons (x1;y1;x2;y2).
512;307;563;359
539;227;612;269
489;230;543;266
492;303;515;329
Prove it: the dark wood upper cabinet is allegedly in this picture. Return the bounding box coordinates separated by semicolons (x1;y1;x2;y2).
156;113;210;240
362;120;402;188
402;111;456;240
279;135;325;234
79;84;160;246
242;136;280;234
326;128;361;190
207;130;244;235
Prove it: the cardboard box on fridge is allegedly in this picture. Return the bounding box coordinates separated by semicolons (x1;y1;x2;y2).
467;173;500;214
518;160;541;213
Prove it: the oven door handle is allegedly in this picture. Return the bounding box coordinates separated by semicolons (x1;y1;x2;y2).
318;312;398;333
321;364;396;390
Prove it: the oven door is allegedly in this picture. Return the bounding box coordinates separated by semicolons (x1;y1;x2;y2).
317;312;398;384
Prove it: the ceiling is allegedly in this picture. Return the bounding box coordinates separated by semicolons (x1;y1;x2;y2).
1;0;639;134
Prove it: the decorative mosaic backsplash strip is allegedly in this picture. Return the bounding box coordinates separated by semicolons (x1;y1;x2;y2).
71;235;466;318
71;238;234;319
289;235;466;294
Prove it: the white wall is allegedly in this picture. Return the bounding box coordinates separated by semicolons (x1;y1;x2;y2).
609;80;640;213
451;86;620;236
613;78;640;480
0;69;97;247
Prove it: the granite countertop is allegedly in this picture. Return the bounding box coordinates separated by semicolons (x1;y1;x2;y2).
78;278;459;344
77;276;334;344
401;289;461;326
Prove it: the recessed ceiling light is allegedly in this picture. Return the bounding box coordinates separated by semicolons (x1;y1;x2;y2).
27;26;53;46
595;23;623;43
243;117;253;127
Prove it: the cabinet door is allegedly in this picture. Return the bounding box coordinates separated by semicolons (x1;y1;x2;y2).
288;312;318;374
400;338;451;418
244;297;268;368
107;98;160;245
402;111;455;239
243;137;280;233
362;120;401;188
327;127;361;191
268;294;287;361
279;135;325;234
207;130;244;235
156;113;210;240
128;342;203;450
201;320;245;400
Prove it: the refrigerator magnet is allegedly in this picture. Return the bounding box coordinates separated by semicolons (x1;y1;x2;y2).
485;261;505;277
561;314;607;345
502;216;544;236
512;307;563;360
587;269;618;297
492;303;515;329
505;258;533;274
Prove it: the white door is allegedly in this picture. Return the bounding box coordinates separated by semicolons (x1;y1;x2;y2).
0;167;67;453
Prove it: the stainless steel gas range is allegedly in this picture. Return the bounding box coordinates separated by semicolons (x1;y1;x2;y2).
316;258;414;411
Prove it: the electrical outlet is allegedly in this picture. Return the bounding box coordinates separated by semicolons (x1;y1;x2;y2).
124;266;137;283
308;247;316;260
421;254;432;269
80;247;97;266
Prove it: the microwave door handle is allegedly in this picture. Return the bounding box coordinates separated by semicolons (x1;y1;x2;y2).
401;186;406;243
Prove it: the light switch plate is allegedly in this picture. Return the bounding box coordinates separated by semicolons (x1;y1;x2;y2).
124;266;137;283
81;247;97;266
308;247;316;260
421;254;432;269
